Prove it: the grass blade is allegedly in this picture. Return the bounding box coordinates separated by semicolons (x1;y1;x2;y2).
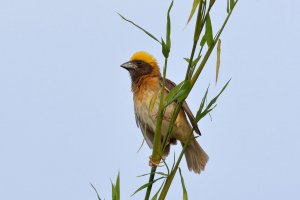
209;0;216;7
166;0;173;50
184;58;190;63
164;80;191;106
111;181;116;200
136;138;145;153
196;85;209;121
194;0;206;42
205;14;213;47
90;183;102;200
118;13;161;44
186;0;200;25
138;124;147;153
227;0;230;13
207;79;230;109
149;94;158;113
230;0;235;11
137;171;168;178
179;168;188;200
164;81;185;105
151;180;166;200
131;177;165;196
200;34;207;47
161;38;169;58
115;172;120;200
110;173;120;200
196;80;230;121
216;39;221;84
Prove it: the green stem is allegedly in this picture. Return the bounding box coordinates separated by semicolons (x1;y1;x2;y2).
185;41;198;80
145;58;168;200
153;58;168;162
193;0;205;42
144;166;157;200
162;0;205;164
161;103;181;152
185;0;205;80
191;0;238;87
145;1;239;199
158;2;239;199
158;133;193;200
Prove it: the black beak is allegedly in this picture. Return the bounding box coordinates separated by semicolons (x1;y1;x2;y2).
120;61;136;70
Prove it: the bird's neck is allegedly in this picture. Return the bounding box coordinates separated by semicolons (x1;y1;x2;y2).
131;75;161;94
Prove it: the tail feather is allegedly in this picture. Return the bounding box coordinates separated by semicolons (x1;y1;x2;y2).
182;139;209;174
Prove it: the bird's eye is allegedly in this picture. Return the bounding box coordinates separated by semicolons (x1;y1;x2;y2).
136;61;142;65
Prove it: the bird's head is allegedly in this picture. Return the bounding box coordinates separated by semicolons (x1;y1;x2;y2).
121;51;161;82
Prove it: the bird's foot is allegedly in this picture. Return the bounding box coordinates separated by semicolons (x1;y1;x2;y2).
148;155;166;167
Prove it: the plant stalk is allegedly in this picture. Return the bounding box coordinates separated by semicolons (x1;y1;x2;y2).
145;58;168;200
158;2;239;199
144;166;157;200
158;133;193;200
144;1;238;199
191;0;238;87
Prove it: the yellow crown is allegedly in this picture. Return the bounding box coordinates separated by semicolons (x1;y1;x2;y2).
130;51;158;67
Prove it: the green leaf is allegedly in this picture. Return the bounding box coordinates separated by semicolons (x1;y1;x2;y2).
184;58;190;63
205;14;213;47
161;38;169;58
149;94;157;113
131;177;165;196
175;81;191;103
200;34;206;47
111;173;120;200
151;189;160;200
115;172;120;200
151;180;165;200
136;138;145;153
137;171;168;178
216;39;221;84
184;54;201;68
192;53;201;68
161;158;170;175
118;13;161;45
187;53;202;79
196;80;230;121
90;183;102;200
200;13;214;48
137;124;147;153
164;80;191;106
209;0;216;7
186;0;200;25
194;0;206;42
179;168;188;200
166;0;173;50
207;79;230;109
230;0;235;11
164;81;185;104
111;181;116;200
171;151;176;171
226;0;230;13
197;105;216;121
196;85;209;121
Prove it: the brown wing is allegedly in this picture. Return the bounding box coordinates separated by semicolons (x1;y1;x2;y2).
160;78;201;135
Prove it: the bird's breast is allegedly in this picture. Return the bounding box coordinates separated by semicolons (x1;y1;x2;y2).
133;77;161;132
133;77;192;141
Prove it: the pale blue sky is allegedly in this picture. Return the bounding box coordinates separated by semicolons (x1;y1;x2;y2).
0;0;299;199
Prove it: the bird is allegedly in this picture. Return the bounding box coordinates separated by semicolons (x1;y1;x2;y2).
121;51;208;174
